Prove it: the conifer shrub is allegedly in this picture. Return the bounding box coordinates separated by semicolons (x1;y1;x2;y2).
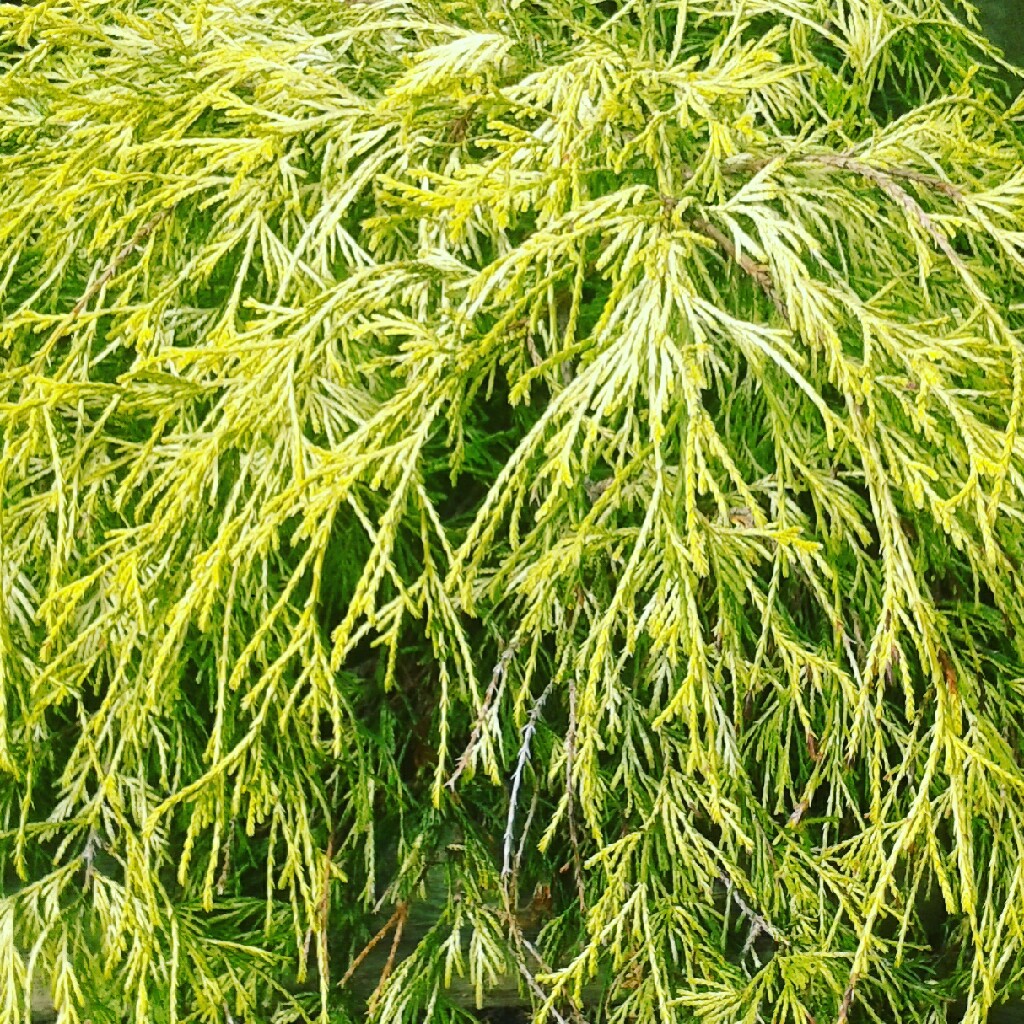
2;1;1024;1023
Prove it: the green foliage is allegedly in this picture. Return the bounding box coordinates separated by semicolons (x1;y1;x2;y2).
2;1;1024;1023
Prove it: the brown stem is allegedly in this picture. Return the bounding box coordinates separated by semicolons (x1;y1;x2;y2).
691;216;789;320
338;902;407;990
807;154;967;273
721;151;964;203
368;902;408;1011
71;210;169;319
837;973;858;1024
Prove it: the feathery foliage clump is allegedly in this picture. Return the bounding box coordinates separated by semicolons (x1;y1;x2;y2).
2;1;1024;1022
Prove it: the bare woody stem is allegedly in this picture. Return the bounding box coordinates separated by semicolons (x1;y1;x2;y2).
368;902;408;1011
837;973;858;1024
690;215;789;320
685;149;976;352
72;210;169;320
338;902;408;990
503;681;554;878
446;640;518;790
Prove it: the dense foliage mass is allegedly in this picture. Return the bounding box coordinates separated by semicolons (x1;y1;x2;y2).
2;1;1024;1022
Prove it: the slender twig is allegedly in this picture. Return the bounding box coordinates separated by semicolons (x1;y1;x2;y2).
371;854;432;916
721;151;964;203
71;210;169;320
319;833;335;970
368;901;408;1010
447;641;518;790
503;681;554;878
689;149;975;333
720;872;782;973
513;785;541;899
81;828;100;886
837;973;858;1024
807;152;963;203
18;209;171;366
302;831;335;966
495;681;589;1024
337;902;407;989
808;154;968;273
520;928;591;1024
216;820;235;895
499;886;588;1024
508;946;572;1024
691;216;789;320
878;164;963;201
565;675;586;915
723;876;778;940
520;931;583;1007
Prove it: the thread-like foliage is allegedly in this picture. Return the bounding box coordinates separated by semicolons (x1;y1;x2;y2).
2;1;1024;1023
